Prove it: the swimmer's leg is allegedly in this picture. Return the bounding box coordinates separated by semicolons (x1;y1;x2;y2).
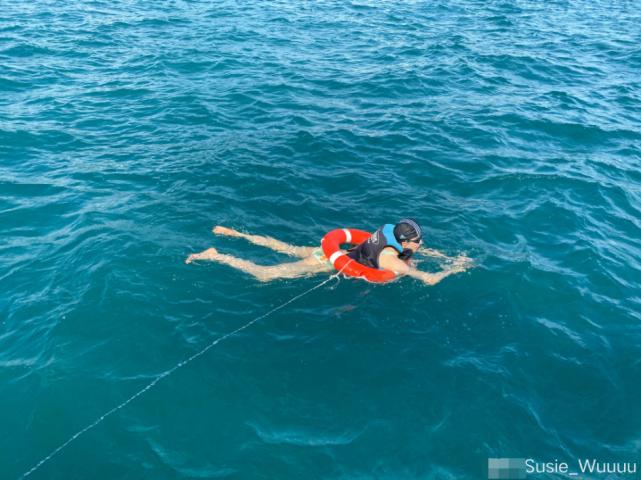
185;247;332;282
212;225;315;258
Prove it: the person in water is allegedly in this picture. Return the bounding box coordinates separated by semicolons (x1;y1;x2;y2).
185;219;473;285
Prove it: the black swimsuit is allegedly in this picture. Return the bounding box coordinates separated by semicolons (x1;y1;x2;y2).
347;225;402;269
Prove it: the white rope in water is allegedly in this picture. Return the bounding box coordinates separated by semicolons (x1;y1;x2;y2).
21;267;347;478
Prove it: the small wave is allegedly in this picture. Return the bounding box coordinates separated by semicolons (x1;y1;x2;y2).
247;421;362;447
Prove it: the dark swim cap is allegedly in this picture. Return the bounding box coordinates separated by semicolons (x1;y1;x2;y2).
394;218;423;242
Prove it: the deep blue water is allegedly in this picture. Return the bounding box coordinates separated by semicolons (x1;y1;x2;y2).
2;1;641;478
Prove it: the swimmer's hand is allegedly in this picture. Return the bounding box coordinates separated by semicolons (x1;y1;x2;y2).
450;254;475;271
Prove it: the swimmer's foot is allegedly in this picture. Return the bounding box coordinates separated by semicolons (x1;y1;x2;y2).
212;225;242;237
185;247;219;264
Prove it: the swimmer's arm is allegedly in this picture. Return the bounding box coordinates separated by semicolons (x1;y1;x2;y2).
419;246;473;265
405;266;465;285
419;246;449;259
379;250;469;285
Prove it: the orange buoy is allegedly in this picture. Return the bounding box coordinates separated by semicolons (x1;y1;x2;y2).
321;228;397;283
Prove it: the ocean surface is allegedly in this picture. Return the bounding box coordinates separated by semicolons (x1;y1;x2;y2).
2;1;641;478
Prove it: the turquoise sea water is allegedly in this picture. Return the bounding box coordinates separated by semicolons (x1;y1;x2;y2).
2;0;641;478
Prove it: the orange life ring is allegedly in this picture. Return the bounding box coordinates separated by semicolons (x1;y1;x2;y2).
321;228;397;283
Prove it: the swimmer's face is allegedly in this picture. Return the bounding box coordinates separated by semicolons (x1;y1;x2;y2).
402;238;422;252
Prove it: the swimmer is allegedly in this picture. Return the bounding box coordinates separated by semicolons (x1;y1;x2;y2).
185;219;473;285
